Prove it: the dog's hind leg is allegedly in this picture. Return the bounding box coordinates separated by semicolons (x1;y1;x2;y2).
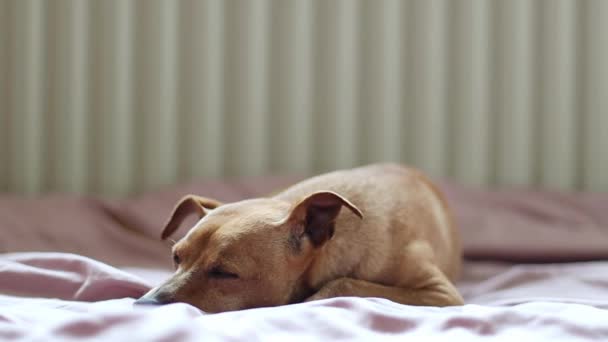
304;267;463;307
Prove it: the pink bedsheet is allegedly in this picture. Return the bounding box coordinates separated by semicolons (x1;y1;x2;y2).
2;252;608;341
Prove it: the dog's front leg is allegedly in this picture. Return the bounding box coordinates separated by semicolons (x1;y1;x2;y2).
305;276;463;307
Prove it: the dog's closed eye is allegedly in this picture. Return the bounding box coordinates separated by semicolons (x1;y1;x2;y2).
208;266;239;279
173;253;181;266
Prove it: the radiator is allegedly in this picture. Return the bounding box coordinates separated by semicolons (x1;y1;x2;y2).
1;0;606;195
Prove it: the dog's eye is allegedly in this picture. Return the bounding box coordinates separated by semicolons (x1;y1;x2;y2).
173;253;181;265
208;266;239;279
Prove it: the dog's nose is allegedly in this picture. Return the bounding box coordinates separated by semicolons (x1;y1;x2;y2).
134;290;174;306
134;296;164;306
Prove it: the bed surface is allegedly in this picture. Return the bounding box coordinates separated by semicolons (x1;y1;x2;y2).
1;177;607;341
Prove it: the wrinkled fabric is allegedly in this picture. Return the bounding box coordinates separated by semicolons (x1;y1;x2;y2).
2;253;608;341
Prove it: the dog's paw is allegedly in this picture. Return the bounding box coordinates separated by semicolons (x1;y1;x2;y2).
304;278;354;302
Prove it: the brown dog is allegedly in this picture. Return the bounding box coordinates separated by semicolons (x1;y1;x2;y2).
135;164;464;312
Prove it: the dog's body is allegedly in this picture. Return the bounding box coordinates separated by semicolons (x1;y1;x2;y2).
136;164;464;312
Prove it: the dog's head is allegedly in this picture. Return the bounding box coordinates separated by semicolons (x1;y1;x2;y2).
135;192;362;313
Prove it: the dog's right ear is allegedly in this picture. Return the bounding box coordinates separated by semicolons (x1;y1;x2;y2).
161;195;223;240
287;191;363;250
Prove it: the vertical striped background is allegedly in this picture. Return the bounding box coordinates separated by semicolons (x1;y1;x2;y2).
0;0;606;195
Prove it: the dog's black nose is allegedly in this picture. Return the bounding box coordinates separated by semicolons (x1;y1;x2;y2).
134;297;164;306
134;288;173;306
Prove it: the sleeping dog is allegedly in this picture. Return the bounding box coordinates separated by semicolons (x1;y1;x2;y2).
135;164;464;312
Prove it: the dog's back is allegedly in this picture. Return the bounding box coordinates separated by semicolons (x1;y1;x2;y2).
274;163;461;288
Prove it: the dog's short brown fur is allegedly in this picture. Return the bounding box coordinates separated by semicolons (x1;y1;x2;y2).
136;164;464;312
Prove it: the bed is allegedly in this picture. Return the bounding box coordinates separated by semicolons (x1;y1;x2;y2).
1;177;608;341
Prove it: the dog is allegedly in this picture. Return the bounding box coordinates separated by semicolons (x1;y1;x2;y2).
135;164;464;312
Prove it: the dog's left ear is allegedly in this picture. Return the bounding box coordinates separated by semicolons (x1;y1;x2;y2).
289;191;363;248
161;195;223;240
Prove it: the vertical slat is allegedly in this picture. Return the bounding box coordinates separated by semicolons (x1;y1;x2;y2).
410;0;448;177
311;0;331;171
312;0;359;171
158;0;179;185
582;0;608;191
7;0;46;194
269;0;313;173
494;0;537;186
131;1;145;191
267;1;286;172
360;0;402;164
313;0;360;171
179;0;224;180
87;1;104;192
109;0;134;195
88;0;134;195
376;0;403;161
43;2;58;192
332;0;359;169
380;0;404;163
401;0;415;166
224;0;270;177
0;0;8;191
65;0;90;194
538;0;577;189
288;0;314;173
133;0;179;190
358;0;379;164
453;0;491;186
224;0;270;175
245;0;270;176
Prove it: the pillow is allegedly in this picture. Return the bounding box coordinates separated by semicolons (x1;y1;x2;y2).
1;175;606;266
0;195;168;268
441;182;608;262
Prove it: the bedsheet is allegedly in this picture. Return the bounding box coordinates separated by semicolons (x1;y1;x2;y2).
2;252;608;341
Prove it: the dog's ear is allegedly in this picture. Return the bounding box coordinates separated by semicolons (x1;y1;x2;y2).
288;191;363;248
161;195;223;240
